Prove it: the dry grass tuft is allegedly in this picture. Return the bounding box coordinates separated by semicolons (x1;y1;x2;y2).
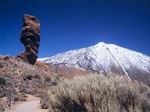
48;74;150;112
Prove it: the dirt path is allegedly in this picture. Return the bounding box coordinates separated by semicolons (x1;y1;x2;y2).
7;95;48;112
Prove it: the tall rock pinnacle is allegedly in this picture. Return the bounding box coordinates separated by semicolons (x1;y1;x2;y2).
17;14;40;65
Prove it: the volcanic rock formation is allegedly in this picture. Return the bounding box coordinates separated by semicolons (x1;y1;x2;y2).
18;14;40;65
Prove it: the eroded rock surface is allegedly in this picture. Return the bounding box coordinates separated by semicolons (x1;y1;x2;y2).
18;14;40;65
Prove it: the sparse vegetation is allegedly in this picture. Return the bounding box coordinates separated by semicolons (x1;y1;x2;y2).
48;74;150;112
1;56;150;112
0;57;62;111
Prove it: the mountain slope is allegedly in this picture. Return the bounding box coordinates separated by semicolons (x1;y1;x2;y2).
40;42;150;84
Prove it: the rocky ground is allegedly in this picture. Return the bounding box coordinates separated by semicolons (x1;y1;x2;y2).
0;56;61;111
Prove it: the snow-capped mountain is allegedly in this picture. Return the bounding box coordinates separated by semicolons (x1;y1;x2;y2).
40;42;150;84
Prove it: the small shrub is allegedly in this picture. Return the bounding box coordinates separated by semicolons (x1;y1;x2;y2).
0;77;6;86
45;76;51;82
40;94;49;109
0;62;3;68
13;93;27;102
33;74;41;79
19;86;27;93
0;90;5;98
24;74;33;80
48;74;150;112
0;104;5;112
14;96;19;101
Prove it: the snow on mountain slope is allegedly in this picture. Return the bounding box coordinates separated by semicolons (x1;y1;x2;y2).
39;42;150;82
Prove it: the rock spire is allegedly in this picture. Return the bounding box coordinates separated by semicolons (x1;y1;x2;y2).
17;14;40;65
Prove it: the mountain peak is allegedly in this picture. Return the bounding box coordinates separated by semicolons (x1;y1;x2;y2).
93;42;119;49
39;42;150;84
94;42;107;47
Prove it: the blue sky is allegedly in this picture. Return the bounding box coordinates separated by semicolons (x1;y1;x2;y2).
0;0;150;58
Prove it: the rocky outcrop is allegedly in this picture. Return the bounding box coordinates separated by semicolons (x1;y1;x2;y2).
17;14;40;65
